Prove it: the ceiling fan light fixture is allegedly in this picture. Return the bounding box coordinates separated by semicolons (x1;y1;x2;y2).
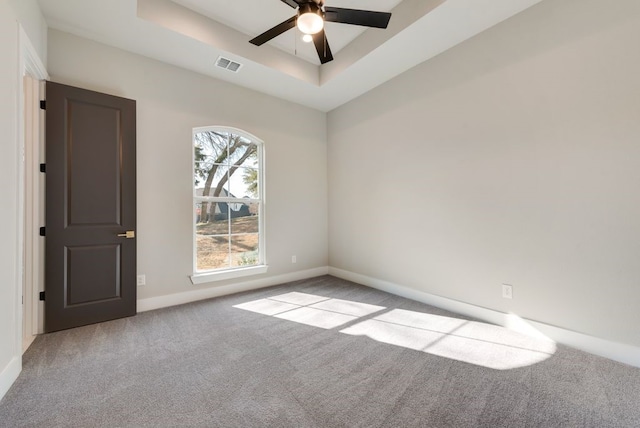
302;34;313;43
297;11;324;34
250;1;392;65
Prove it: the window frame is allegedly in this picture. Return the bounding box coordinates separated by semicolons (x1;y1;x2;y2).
190;126;267;284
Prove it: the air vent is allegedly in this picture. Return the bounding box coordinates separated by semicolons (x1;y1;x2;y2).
215;56;242;73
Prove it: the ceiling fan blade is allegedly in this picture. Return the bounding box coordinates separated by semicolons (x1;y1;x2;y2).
324;7;392;29
280;0;300;8
312;29;333;64
249;16;297;46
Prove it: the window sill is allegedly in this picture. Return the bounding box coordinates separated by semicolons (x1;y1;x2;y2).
190;265;268;285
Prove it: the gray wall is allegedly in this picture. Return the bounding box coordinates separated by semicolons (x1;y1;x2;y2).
0;0;21;394
47;30;328;300
0;0;47;399
328;0;640;346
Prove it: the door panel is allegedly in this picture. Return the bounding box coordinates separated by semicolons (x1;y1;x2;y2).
45;81;136;332
67;100;122;226
65;244;121;305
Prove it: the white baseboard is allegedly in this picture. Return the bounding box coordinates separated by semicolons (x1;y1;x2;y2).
329;267;640;368
137;266;329;313
0;356;21;402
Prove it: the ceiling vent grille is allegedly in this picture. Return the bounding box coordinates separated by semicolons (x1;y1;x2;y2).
215;56;242;73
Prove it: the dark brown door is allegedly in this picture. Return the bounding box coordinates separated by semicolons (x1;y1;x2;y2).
45;81;136;332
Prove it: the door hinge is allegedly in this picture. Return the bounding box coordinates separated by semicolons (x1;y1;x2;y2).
40;163;46;173
39;227;46;237
39;291;45;301
40;100;46;110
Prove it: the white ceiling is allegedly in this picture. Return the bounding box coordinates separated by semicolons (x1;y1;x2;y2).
37;0;543;112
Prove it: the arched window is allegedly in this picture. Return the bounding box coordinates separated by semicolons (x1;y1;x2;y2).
191;127;266;283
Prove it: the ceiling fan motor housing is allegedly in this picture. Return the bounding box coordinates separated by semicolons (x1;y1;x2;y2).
298;2;324;18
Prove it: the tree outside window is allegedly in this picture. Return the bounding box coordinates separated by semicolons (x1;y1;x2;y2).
193;127;264;272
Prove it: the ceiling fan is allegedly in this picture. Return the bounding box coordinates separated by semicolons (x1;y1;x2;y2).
249;0;392;64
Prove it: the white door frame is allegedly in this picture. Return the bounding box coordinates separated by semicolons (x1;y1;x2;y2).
18;25;48;355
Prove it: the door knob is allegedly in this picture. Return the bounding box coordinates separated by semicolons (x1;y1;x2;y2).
117;230;135;239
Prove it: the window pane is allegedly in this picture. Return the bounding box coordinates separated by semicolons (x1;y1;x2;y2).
196;164;229;198
196;235;230;271
229;167;258;198
195;167;230;201
227;136;256;167
196;202;228;234
231;203;259;234
194;161;213;188
195;131;231;164
239;144;258;168
231;234;259;267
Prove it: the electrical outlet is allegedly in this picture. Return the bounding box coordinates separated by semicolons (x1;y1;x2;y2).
137;275;146;286
291;255;297;264
502;284;513;299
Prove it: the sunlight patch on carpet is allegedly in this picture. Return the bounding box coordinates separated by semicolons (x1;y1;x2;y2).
233;293;556;369
341;309;556;370
234;292;386;329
